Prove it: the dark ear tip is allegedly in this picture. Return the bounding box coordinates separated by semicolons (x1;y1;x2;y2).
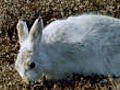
19;18;26;21
38;15;42;19
18;17;26;22
37;16;43;22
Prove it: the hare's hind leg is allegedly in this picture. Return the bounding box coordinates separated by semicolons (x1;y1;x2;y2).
110;54;120;75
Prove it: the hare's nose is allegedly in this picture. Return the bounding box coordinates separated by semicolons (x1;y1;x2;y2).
29;62;35;69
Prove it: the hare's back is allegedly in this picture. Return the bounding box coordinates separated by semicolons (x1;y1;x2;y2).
42;14;120;45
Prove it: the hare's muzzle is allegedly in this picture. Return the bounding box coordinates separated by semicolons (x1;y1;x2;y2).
24;80;31;86
23;76;34;86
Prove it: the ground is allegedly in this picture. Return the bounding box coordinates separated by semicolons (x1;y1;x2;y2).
1;0;120;90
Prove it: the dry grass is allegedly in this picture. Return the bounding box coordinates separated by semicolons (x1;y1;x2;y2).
0;0;120;89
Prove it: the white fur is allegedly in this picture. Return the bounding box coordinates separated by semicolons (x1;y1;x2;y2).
15;14;120;83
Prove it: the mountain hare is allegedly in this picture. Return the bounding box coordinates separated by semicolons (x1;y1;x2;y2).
15;14;120;84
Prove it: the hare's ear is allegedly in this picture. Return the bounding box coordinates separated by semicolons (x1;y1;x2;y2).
17;20;29;44
29;17;44;42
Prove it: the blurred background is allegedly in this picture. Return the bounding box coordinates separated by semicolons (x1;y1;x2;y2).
0;0;120;89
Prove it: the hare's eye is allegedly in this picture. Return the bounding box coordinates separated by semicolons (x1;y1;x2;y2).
29;62;35;69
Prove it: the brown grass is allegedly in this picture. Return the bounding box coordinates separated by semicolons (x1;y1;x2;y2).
0;0;120;89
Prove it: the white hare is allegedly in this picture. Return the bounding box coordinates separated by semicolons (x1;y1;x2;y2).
15;14;120;84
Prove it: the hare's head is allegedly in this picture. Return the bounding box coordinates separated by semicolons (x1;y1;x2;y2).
15;17;45;84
